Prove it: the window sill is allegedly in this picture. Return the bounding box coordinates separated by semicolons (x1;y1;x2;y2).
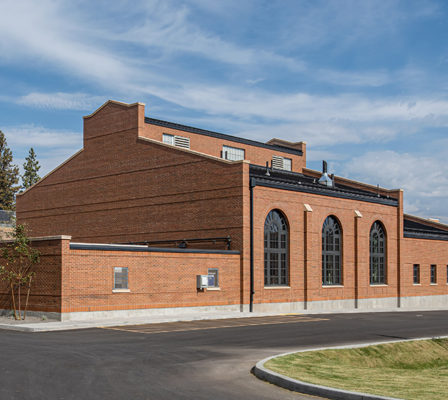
322;285;344;288
112;288;130;293
370;284;388;287
207;287;221;291
413;283;421;286
264;286;291;289
430;283;438;286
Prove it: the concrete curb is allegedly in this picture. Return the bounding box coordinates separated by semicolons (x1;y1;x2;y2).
253;336;448;400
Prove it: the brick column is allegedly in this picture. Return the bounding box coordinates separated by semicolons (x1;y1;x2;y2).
354;210;363;308
303;204;313;310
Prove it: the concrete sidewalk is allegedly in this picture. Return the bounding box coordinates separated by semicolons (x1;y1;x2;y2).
0;311;287;333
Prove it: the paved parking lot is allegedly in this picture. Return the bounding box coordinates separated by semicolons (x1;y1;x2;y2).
1;310;448;400
103;314;329;334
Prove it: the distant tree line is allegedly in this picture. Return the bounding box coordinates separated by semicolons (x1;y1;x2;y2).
0;129;41;211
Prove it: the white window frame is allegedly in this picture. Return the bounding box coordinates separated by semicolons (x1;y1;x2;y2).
222;145;245;161
113;267;129;290
207;268;219;288
162;133;174;145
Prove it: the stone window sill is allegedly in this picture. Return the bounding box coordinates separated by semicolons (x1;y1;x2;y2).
264;286;291;289
112;288;131;293
207;287;221;291
322;285;344;288
370;284;388;287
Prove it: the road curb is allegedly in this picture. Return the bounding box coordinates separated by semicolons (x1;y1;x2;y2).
253;337;448;400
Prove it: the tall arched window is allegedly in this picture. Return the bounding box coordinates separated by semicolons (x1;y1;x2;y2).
322;216;342;285
370;221;386;284
264;210;288;286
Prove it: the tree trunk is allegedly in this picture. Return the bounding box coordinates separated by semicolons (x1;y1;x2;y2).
23;276;32;320
18;282;21;320
10;281;18;320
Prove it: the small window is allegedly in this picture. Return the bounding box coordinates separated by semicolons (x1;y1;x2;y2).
162;133;190;149
222;145;245;161
430;264;437;284
413;264;420;284
162;133;174;145
208;268;219;288
272;155;292;171
114;267;128;289
283;158;292;171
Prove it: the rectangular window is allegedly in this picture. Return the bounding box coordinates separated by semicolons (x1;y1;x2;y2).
272;155;292;171
430;264;437;284
162;133;174;145
222;145;245;161
413;264;420;284
114;267;128;289
208;268;219;288
283;157;292;171
162;133;190;149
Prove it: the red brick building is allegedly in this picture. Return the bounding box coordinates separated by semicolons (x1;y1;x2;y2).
9;100;448;320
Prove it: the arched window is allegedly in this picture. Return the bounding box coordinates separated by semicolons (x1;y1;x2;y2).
322;216;342;285
370;221;386;284
264;210;288;286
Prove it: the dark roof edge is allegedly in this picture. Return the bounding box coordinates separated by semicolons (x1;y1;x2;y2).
145;117;303;156
70;243;240;254
404;231;448;242
404;213;448;231
251;178;398;207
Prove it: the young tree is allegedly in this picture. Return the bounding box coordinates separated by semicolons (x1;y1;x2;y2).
0;224;40;320
22;148;41;189
0;130;20;210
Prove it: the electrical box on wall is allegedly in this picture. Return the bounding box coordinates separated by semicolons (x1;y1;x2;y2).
197;275;209;290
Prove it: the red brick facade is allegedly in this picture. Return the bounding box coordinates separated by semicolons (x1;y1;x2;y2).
11;100;448;318
0;237;241;318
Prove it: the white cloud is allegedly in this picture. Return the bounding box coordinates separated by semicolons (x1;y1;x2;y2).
3;125;81;149
342;150;448;223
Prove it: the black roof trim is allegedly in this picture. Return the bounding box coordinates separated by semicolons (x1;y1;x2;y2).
249;165;398;206
252;177;397;206
145;117;303;156
70;243;240;254
403;218;448;234
404;230;448;241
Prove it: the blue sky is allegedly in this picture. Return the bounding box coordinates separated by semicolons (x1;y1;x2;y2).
1;0;448;221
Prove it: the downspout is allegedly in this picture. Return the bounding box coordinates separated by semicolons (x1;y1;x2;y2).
249;177;256;312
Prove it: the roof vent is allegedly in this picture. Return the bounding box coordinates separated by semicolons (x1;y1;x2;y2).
318;160;334;187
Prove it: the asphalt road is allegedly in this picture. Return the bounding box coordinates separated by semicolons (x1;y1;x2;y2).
1;310;448;400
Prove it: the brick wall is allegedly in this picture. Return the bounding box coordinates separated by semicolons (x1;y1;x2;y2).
0;237;241;316
401;238;448;298
62;247;241;313
16;102;247;257
0;237;65;314
251;185;401;305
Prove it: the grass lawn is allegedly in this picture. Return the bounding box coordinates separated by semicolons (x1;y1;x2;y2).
264;338;448;400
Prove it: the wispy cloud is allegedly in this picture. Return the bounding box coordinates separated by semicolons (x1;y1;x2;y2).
3;125;81;149
17;92;105;111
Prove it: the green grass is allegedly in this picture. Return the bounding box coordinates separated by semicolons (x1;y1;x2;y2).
265;338;448;400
